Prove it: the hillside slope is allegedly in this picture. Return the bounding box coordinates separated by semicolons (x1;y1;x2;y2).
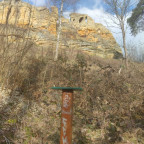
0;46;144;143
0;1;144;144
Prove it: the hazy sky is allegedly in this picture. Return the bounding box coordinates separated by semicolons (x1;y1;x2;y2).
24;0;144;51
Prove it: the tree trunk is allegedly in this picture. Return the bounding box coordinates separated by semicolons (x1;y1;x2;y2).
121;22;128;67
54;0;64;61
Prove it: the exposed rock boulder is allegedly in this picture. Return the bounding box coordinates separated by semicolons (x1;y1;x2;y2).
70;13;95;29
0;0;123;59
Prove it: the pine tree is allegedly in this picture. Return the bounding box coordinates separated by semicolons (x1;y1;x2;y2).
127;0;144;35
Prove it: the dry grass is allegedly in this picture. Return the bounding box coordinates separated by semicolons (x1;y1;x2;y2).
0;30;144;143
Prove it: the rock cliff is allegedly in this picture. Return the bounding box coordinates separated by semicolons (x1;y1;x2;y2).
0;0;122;59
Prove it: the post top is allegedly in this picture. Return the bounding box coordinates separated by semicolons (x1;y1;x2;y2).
51;87;83;91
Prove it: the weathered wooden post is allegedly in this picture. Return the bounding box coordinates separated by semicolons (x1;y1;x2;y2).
51;87;82;144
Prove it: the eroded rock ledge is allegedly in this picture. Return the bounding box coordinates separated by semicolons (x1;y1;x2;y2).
0;0;122;59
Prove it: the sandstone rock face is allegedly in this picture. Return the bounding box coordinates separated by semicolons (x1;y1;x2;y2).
70;13;95;29
0;0;123;59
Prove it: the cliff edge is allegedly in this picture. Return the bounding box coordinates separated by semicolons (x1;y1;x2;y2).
0;0;122;59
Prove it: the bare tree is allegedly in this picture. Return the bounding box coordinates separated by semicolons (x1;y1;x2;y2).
103;0;136;66
0;0;35;88
51;0;79;61
54;0;64;61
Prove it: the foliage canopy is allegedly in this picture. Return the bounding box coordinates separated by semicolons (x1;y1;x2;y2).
127;0;144;35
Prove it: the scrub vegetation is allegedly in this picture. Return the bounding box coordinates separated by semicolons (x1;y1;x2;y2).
0;0;144;143
0;37;144;143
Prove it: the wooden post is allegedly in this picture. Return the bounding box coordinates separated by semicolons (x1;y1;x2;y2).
51;87;82;144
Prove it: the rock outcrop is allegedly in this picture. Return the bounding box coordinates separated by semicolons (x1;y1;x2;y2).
0;0;122;59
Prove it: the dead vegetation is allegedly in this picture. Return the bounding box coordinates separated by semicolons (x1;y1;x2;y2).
0;32;144;143
0;1;143;143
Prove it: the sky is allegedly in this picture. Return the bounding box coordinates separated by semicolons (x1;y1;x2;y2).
77;0;144;48
24;0;144;56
